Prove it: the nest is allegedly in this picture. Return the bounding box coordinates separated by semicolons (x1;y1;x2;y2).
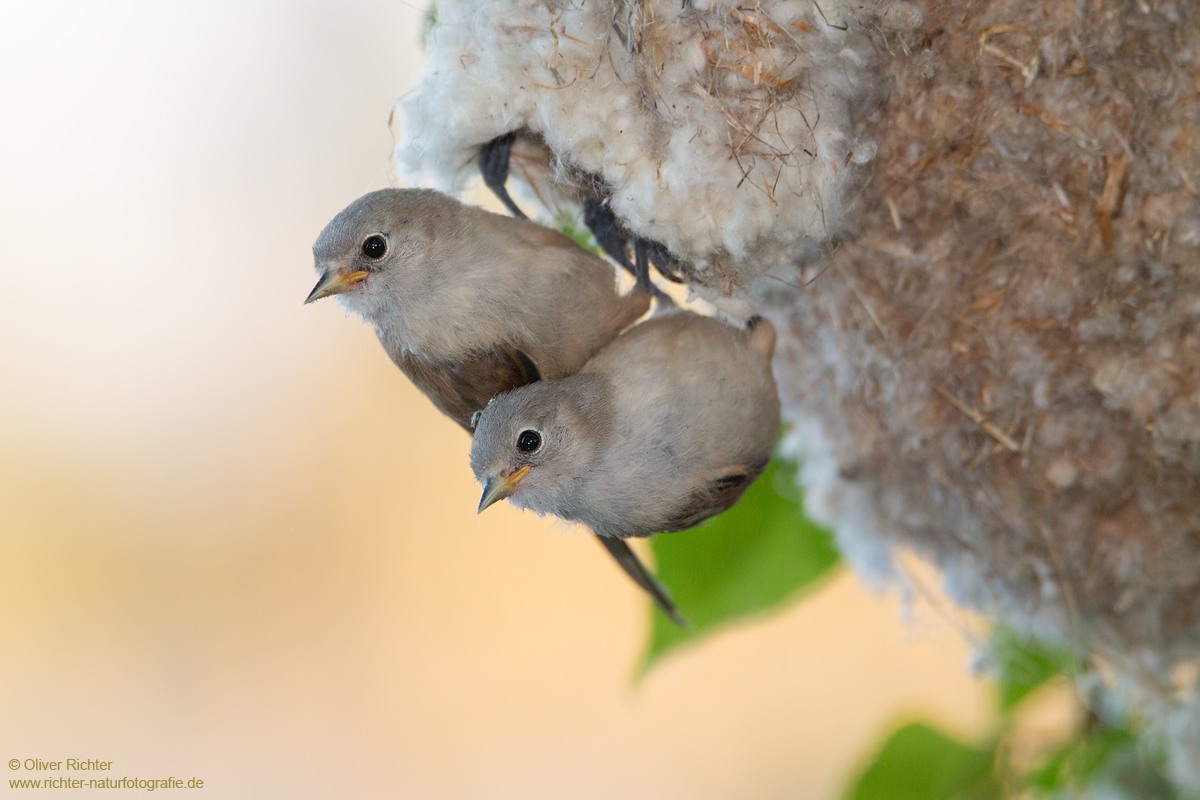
759;0;1200;782
398;0;1200;783
395;0;882;285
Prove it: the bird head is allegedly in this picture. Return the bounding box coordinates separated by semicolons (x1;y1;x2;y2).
305;188;447;319
470;375;614;516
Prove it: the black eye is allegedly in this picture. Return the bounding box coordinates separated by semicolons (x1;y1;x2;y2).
361;235;387;260
517;430;542;453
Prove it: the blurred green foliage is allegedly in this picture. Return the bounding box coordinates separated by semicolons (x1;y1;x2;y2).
637;458;840;675
1026;723;1140;794
555;210;606;256
841;628;1196;800
989;626;1076;713
845;723;1001;800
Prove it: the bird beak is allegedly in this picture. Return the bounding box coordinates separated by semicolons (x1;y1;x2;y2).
477;466;531;514
304;268;368;304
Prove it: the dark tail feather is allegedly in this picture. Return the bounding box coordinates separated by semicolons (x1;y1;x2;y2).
594;534;687;628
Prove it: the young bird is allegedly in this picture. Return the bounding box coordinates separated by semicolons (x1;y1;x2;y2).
470;312;781;625
305;188;650;432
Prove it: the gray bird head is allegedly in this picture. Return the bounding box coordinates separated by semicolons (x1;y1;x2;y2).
305;188;452;320
471;375;614;515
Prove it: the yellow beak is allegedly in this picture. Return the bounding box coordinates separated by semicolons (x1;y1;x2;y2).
477;466;531;514
304;269;368;304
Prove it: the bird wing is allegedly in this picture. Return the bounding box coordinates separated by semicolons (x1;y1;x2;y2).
508;218;581;251
658;460;770;533
392;345;542;433
470;206;580;253
594;535;687;628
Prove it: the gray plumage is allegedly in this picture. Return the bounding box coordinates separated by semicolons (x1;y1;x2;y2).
470;312;781;540
306;188;650;431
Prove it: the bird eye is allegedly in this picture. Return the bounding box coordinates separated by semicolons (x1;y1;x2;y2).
517;430;542;453
361;234;387;260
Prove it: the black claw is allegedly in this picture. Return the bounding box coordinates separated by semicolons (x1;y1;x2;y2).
648;247;686;284
594;534;688;628
583;198;636;274
633;240;679;303
478;132;529;220
642;239;685;283
584;200;672;301
632;239;655;294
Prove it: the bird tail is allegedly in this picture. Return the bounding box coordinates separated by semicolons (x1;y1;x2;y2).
594;535;688;628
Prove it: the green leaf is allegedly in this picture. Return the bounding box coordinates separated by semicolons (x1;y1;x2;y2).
1026;724;1137;793
845;723;1002;800
636;458;839;675
555;211;605;256
988;627;1076;712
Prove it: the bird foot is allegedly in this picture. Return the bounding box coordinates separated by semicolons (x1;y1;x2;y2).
478;132;529;221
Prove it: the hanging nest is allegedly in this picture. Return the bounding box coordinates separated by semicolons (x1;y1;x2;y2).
758;0;1200;785
397;0;1200;787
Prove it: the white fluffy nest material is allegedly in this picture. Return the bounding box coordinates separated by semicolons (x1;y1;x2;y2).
395;0;887;284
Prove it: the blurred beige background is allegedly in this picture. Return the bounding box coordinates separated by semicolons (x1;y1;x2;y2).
0;1;992;797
